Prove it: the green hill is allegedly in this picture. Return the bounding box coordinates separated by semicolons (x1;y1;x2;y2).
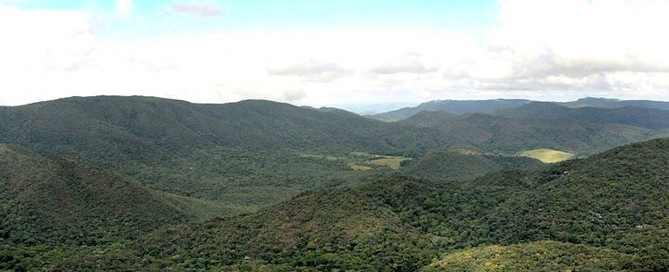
0;144;187;246
0;96;450;212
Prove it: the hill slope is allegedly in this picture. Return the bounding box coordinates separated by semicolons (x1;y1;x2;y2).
0;145;187;246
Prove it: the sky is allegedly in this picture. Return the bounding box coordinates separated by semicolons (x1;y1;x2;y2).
2;0;669;111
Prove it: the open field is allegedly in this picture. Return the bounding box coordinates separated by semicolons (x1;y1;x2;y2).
518;148;575;163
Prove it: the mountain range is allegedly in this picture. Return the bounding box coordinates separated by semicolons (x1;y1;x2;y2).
1;95;668;271
369;97;669;122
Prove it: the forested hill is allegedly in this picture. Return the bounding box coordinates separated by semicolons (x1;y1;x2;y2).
0;96;448;161
0;144;187;246
132;138;669;271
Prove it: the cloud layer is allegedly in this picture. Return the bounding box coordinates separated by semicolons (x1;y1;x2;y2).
1;0;668;107
168;2;224;17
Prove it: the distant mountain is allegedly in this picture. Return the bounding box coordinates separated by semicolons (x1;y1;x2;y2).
368;97;669;122
497;102;669;130
0;144;187;246
131;138;669;271
562;97;669;111
367;99;531;122
401;110;657;155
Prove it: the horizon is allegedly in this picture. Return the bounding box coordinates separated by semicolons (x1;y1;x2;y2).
4;94;669;115
2;0;669;107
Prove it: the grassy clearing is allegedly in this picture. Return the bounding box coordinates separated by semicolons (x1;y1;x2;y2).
300;152;411;171
518;148;575;163
348;162;373;171
369;157;411;170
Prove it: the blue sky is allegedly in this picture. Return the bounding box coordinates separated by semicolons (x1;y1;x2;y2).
1;0;668;110
10;0;497;27
8;0;498;39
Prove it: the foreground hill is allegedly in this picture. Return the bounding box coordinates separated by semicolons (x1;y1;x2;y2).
127;138;669;271
0;145;187;246
0;96;450;211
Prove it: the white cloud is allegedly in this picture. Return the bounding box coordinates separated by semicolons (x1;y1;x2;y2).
166;2;224;17
474;0;669;93
370;53;437;75
116;0;132;17
1;0;669;107
267;59;351;82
